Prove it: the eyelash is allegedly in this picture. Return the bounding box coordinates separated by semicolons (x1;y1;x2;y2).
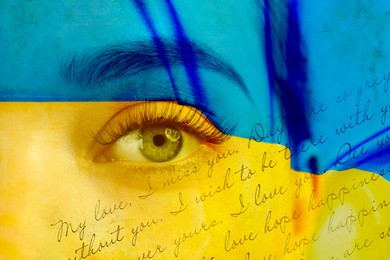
93;102;235;146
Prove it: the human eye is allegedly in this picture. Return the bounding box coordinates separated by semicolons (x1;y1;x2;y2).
93;102;234;165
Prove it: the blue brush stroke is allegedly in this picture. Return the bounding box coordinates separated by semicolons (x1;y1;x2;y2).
327;124;390;171
263;0;276;142
266;0;313;173
132;0;181;103
163;0;206;110
284;0;311;149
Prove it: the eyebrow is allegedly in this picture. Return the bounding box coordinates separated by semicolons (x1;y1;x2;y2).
62;38;247;94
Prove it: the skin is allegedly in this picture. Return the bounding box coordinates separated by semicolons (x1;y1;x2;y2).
1;1;389;259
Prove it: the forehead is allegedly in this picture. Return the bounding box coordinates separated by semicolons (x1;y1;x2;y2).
4;1;261;48
0;1;265;94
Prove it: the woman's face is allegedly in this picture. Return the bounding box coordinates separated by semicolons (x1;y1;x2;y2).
1;1;389;259
1;1;289;258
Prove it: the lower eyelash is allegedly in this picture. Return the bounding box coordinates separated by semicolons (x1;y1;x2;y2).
94;102;235;146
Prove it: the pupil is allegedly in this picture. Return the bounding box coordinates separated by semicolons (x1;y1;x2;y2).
153;134;166;147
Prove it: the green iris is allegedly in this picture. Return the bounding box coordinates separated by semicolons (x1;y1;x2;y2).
140;125;183;162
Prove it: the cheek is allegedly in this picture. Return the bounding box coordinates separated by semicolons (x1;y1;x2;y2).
68;140;300;258
63;137;307;258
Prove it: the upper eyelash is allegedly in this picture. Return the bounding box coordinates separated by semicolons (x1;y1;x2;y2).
93;102;236;146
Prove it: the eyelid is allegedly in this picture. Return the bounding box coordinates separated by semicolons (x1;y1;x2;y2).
93;101;234;147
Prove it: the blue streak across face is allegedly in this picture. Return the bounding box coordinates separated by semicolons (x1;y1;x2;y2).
132;0;180;103
133;0;209;113
284;0;310;146
263;0;276;142
163;0;205;110
327;125;390;173
264;0;313;172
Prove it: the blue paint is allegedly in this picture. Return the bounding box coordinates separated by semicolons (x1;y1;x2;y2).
284;0;311;148
263;0;276;142
327;124;390;171
308;156;318;173
132;0;180;103
266;0;313;172
163;0;207;110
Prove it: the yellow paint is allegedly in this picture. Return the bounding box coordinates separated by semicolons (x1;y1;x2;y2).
0;102;389;259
